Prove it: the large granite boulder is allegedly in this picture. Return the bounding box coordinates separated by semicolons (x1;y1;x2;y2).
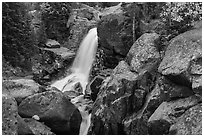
158;28;202;95
144;75;194;116
126;33;160;73
18;90;82;134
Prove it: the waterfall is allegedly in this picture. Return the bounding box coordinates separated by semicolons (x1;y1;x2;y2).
51;28;98;135
51;27;98;94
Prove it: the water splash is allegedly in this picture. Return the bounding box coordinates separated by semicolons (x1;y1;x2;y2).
51;28;98;94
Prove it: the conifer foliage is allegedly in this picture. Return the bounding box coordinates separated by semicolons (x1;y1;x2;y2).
2;2;37;71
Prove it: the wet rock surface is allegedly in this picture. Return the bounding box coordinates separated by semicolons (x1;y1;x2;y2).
18;90;82;134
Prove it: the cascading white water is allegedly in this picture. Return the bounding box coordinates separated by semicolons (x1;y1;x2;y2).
51;27;98;94
51;28;98;135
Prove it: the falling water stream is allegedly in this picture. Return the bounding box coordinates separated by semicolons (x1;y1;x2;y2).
51;28;98;135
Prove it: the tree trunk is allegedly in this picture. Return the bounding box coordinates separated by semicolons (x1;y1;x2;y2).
133;12;136;42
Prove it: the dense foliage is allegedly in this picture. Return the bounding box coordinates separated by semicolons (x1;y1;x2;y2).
40;2;72;42
2;2;37;71
160;2;202;38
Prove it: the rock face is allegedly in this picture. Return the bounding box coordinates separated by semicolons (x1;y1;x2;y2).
169;103;202;135
97;3;131;68
158;28;202;95
2;94;18;135
89;32;161;134
18;90;82;134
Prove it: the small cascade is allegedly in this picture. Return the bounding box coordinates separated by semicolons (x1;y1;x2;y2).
51;27;98;135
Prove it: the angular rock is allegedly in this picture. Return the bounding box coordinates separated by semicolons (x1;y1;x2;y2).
123;113;148;135
23;118;55;135
42;47;75;60
63;82;83;100
18;90;82;134
190;58;202;95
17;115;33;135
147;95;201;134
45;39;60;48
2;78;42;104
158;28;202;95
146;75;194;115
2;94;18;135
89;61;138;134
97;3;131;68
169;103;202;135
86;75;105;101
126;33;160;73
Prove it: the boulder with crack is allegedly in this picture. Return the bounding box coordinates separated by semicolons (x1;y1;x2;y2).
158;27;202;95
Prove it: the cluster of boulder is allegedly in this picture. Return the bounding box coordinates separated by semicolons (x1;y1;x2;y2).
2;3;202;135
88;18;202;135
2;78;86;135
